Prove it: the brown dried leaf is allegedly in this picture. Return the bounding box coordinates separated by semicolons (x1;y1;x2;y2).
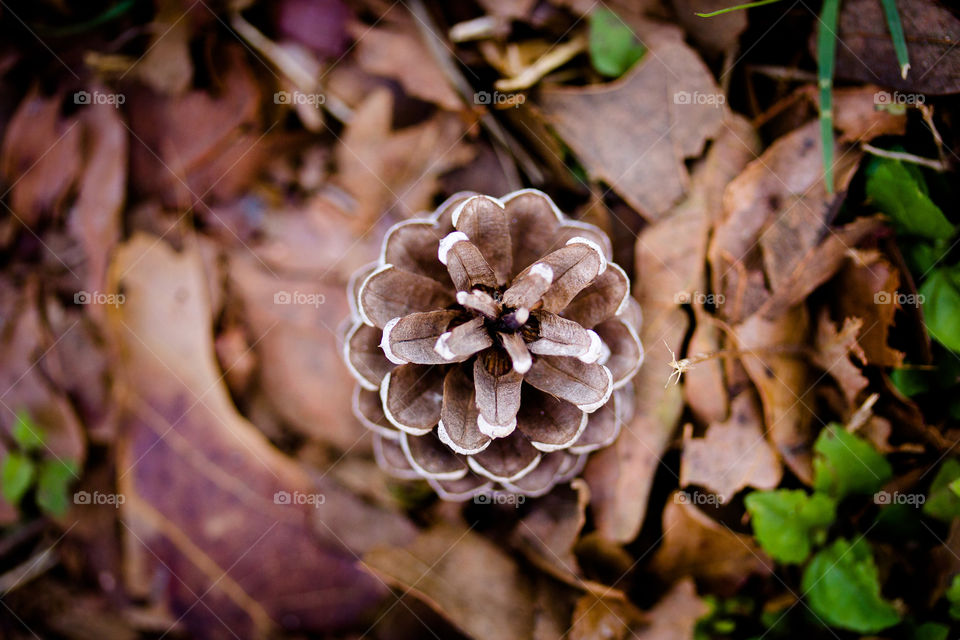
230;255;363;449
680;391;782;502
650;496;773;592
512;480;592;586
568;593;646;640
538;37;724;219
353;22;462;110
812;311;869;408
362;524;536;640
832;251;904;367
108;234;415;636
834;0;960;95
633;578;710;640
0;87;82;227
333;88;474;224
733;306;814;484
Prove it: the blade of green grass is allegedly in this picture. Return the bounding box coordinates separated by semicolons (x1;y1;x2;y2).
880;0;910;78
695;0;783;18
818;0;840;195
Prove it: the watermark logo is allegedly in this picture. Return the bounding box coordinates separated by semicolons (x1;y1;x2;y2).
274;91;326;106
74;90;125;108
75;291;125;308
874;490;925;506
673;91;725;107
474;492;525;506
675;490;725;507
474;90;525;108
74;490;125;508
874;291;924;307
674;291;725;305
273;291;326;308
273;490;325;508
874;90;924;106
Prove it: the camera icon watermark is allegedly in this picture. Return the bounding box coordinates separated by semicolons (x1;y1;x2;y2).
74;90;125;108
675;490;725;507
74;490;126;508
474;90;525;108
274;91;326;106
273;490;325;508
273;291;326;308
673;91;725;108
674;291;725;305
473;492;525;507
874;90;925;106
873;490;925;506
75;290;125;308
874;291;924;307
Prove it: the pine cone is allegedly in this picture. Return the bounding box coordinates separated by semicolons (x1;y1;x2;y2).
343;190;643;500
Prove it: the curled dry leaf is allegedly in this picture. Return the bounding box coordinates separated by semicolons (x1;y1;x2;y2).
733;306;814;484
812;310;869;409
680;390;782;502
650;496;773;593
568;592;646;640
362;523;535;640
107;234;415;637
537;33;724;220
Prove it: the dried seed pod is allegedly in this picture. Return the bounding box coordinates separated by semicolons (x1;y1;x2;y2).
343;190;643;500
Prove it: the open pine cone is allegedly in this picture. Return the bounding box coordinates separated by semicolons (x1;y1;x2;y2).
343;190;643;500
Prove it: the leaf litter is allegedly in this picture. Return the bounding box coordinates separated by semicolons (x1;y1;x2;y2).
1;0;959;638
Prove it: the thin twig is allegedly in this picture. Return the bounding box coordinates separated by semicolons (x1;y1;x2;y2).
861;143;947;172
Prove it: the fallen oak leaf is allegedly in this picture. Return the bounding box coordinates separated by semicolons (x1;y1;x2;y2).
811;310;869;409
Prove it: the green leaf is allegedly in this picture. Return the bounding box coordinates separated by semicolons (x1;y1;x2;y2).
35;458;77;517
923;458;960;522
1;452;35;506
913;622;950;640
588;8;645;78
812;424;892;499
801;537;902;633
865;157;954;240
890;367;930;397
745;489;836;564
11;411;45;451
919;268;960;353
947;574;960;620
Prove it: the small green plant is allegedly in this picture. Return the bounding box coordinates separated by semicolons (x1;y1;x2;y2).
1;411;77;518
744;425;902;633
587;7;646;78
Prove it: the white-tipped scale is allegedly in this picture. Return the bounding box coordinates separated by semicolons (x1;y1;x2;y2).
436;419;491;456
356;263;394;327
379;317;407;365
477;413;517;439
450;194;506;228
399;432;468;481
576;365;614;414
379;372;434;436
438;231;469;265
529;262;554;284
530;412;589;453
565;237;607;275
468;450;541;483
434;332;456;360
578;330;604;364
